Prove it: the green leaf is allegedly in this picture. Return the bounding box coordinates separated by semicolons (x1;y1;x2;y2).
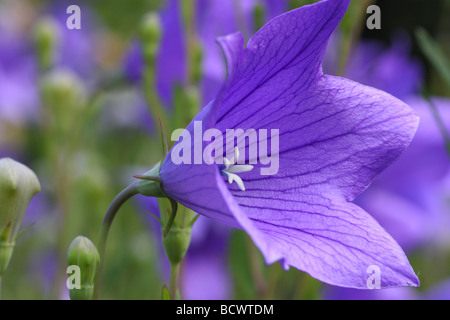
14;223;35;242
0;222;12;242
416;28;450;89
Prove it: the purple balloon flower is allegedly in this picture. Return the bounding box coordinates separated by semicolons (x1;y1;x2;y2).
157;0;420;289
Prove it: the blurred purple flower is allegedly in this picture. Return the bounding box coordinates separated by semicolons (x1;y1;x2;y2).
183;217;232;300
159;0;419;289
424;279;450;300
47;0;98;80
323;34;423;100
345;36;423;100
324;285;418;300
0;26;38;125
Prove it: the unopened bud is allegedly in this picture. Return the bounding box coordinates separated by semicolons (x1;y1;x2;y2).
0;158;41;275
163;226;192;265
34;17;60;70
139;13;162;62
67;236;100;300
40;69;87;132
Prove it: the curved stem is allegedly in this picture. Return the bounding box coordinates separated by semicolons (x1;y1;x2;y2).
94;182;140;300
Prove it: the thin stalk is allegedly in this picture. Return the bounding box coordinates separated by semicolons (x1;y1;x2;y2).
169;262;181;300
337;0;375;76
143;63;170;133
426;95;450;156
94;182;140;300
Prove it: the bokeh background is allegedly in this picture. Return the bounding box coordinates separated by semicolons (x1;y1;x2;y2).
0;0;449;300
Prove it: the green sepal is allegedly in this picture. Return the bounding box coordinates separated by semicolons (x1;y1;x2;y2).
161;285;171;300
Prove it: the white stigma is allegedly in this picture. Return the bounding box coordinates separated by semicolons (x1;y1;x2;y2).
221;147;254;191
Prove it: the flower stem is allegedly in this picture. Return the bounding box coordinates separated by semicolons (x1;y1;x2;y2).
169;262;181;300
425;95;450;156
0;276;2;300
94;182;140;300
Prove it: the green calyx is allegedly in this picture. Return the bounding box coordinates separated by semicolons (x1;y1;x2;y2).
163;225;192;266
34;17;60;70
134;162;165;198
0;242;15;276
139;12;162;61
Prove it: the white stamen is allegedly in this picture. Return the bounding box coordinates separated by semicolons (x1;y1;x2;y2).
221;147;253;191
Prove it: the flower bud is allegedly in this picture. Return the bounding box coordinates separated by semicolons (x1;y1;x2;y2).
40;69;87;111
40;69;87;134
67;236;100;300
163;225;192;265
0;158;41;275
34;17;60;70
139;13;162;62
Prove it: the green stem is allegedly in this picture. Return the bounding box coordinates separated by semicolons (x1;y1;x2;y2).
143;62;170;133
94;182;140;300
337;0;374;76
169;262;181;300
425;95;450;156
0;276;2;300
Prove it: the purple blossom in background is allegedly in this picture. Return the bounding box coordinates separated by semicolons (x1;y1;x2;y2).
323;34;424;101
183;217;232;300
0;26;38;125
47;0;97;81
159;0;420;289
344;36;424;100
424;279;450;300
324;285;418;300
